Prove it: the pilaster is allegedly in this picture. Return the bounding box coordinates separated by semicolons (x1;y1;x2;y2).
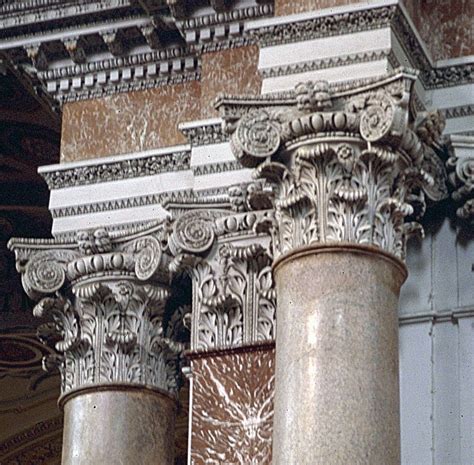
169;205;276;464
447;135;474;225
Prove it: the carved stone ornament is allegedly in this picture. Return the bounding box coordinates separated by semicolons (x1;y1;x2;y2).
189;242;276;351
8;223;186;398
166;205;276;352
218;70;448;261
447;135;474;224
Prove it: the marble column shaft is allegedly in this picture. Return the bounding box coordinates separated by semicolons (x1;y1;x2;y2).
273;245;405;464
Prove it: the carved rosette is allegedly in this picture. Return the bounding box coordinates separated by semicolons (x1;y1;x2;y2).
220;71;448;261
8;226;185;399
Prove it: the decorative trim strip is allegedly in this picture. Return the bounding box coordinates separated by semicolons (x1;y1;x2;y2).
50;190;193;218
260;50;391;78
0;1;131;30
39;46;193;81
41;150;191;189
179;4;273;31
180;120;228;146
193;160;241;176
49;186;232;219
442;105;474;119
0;417;63;457
399;307;474;325
54;70;200;105
249;5;397;47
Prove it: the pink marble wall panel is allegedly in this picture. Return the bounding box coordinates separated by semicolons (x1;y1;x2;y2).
404;0;473;60
200;45;262;117
275;0;360;16
60;81;201;162
189;345;275;465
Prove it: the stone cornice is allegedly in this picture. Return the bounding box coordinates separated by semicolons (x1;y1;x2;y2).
247;2;473;91
1;0;472;108
0;0;272;106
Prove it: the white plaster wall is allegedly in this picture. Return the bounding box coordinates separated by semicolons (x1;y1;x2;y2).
399;218;474;465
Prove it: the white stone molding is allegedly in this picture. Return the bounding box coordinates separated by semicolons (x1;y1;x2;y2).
179;118;228;146
218;70;448;261
8;223;187;398
447;135;474;224
39;140;256;236
39;146;192;189
1;0;472;113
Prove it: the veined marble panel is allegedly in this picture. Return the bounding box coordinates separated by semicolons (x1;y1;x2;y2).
189;346;274;465
200;46;262;117
403;0;473;60
274;0;359;16
60;81;201;162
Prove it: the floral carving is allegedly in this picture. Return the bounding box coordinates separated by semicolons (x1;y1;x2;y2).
131;236;164;281
219;71;448;261
359;93;396;142
447;136;474;224
21;250;80;300
8;225;187;397
232;110;282;167
169;210;219;256
190;243;276;351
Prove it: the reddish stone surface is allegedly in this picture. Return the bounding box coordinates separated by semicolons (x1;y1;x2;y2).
60;45;261;161
200;45;262;117
60;81;201;162
404;0;472;60
275;0;361;16
275;0;472;60
189;345;275;465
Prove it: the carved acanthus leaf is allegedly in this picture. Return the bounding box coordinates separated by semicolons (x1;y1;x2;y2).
219;71;448;260
190;242;276;351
